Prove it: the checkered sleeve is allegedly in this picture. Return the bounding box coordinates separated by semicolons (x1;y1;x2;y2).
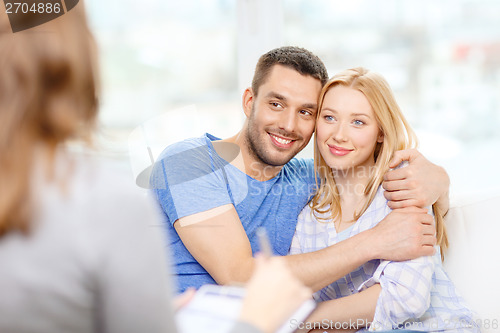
354;184;436;330
359;255;435;330
289;206;308;255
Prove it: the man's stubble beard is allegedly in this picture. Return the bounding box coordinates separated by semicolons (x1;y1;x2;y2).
244;105;302;168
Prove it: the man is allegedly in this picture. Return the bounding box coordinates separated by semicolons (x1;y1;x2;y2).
151;46;449;293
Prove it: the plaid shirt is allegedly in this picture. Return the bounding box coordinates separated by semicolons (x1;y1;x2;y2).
289;186;480;332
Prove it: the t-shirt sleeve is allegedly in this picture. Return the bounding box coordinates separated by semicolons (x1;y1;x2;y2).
292;158;317;198
150;139;233;225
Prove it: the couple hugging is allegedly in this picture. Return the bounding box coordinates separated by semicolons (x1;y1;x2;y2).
150;46;478;332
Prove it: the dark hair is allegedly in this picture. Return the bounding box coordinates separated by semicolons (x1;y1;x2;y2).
251;46;328;96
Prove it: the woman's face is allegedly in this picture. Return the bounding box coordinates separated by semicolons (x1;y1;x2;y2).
316;85;383;173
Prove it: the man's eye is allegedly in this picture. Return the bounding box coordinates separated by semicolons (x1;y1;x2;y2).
299;110;312;116
270;102;282;109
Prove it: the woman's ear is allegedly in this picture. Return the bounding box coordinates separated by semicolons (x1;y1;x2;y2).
242;88;254;118
377;131;384;143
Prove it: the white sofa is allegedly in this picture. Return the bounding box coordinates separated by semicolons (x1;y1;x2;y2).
443;192;500;333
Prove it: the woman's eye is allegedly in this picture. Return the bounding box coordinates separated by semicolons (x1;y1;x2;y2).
324;115;334;122
353;120;365;126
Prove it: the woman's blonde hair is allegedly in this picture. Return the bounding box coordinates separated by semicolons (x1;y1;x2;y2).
311;67;448;259
0;5;99;236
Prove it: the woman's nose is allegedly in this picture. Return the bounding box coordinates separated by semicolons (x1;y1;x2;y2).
332;123;348;142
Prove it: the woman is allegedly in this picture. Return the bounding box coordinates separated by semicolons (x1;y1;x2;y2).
290;68;478;332
0;5;311;333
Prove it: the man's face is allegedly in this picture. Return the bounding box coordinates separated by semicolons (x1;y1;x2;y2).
243;65;322;167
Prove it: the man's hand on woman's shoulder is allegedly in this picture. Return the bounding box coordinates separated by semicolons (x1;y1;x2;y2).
382;149;450;212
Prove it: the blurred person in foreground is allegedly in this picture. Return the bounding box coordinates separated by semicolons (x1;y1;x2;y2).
0;4;311;333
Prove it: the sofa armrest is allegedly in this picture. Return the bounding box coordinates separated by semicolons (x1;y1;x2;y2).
443;193;500;332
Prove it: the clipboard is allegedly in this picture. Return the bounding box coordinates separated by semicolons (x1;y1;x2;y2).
176;284;316;333
176;228;316;333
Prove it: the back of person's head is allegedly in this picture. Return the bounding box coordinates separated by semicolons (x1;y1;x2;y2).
252;46;328;96
313;67;448;256
0;4;99;237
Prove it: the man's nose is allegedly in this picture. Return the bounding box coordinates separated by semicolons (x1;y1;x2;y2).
277;110;298;134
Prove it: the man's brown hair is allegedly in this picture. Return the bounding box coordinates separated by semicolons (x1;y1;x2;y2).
251;46;328;96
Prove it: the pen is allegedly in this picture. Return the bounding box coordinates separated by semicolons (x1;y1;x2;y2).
256;227;273;258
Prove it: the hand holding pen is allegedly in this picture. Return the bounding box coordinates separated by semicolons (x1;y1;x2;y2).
238;227;313;333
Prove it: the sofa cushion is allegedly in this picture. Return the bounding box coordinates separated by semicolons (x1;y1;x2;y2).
443;193;500;332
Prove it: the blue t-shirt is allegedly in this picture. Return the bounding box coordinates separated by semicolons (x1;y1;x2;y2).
150;133;316;292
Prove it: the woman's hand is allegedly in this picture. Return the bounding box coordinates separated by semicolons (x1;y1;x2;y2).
173;288;196;311
382;149;450;212
239;255;313;333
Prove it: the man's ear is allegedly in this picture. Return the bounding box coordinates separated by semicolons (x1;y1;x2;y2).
242;88;254;118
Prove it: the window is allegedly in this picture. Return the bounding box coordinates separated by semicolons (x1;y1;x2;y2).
86;0;500;194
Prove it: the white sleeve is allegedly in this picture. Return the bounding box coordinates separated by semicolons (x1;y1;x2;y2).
359;255;435;331
357;188;435;330
288;206;311;255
